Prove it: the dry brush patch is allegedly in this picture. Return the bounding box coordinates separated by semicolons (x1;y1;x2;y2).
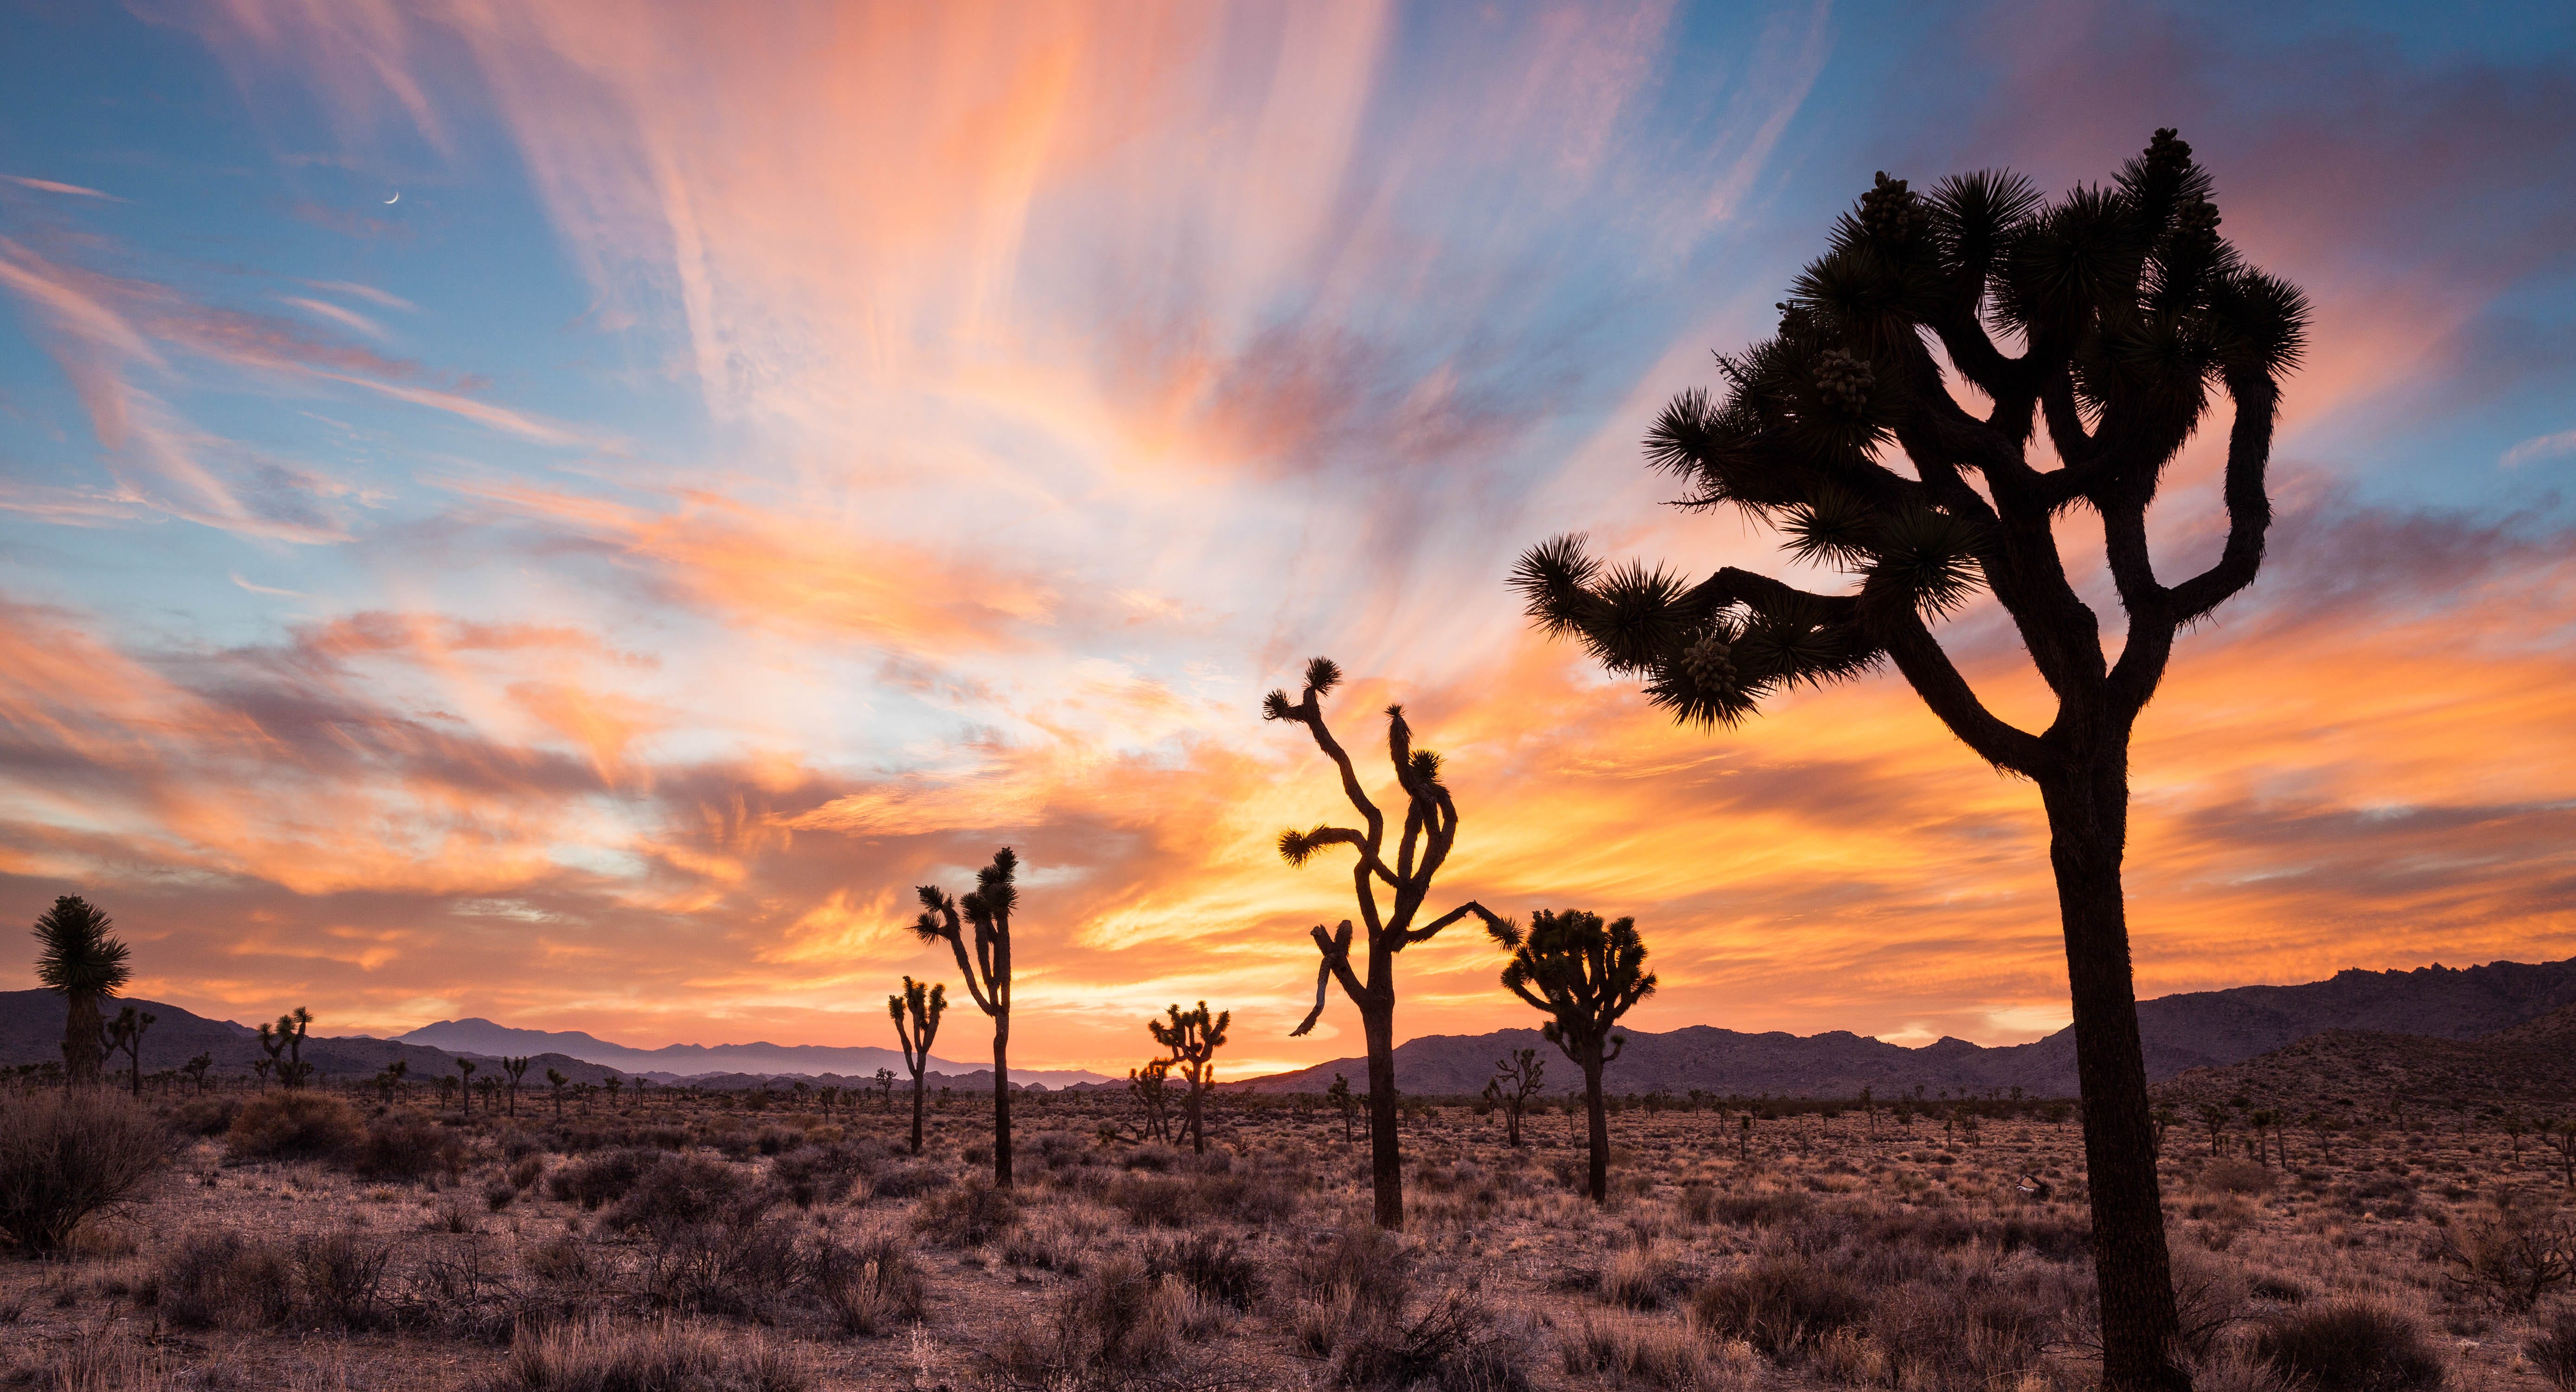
0;1084;2550;1390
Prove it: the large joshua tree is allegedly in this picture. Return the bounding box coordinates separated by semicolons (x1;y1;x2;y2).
913;848;1019;1186
1512;130;2306;1391
890;975;946;1156
1495;910;1656;1203
32;895;130;1085
1267;657;1509;1229
1148;1000;1230;1155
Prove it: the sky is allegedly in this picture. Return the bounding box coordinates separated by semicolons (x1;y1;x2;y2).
1;0;2572;1079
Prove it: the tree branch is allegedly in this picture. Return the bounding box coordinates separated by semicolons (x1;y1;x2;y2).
2166;373;2278;624
1876;609;2051;774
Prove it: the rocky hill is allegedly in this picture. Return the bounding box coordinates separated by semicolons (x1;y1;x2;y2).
2153;1003;2576;1116
1231;955;2576;1098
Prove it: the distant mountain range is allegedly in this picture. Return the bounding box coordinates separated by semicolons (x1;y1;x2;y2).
394;1018;1114;1089
1229;956;2576;1098
0;993;1107;1089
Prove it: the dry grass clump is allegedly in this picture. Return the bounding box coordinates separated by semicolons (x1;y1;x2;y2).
484;1319;809;1392
224;1090;364;1162
813;1226;929;1336
914;1174;1019;1246
0;1086;167;1253
1690;1250;1867;1354
1559;1315;1754;1390
989;1253;1227;1390
1331;1288;1532;1392
2524;1303;2576;1389
2247;1301;2444;1392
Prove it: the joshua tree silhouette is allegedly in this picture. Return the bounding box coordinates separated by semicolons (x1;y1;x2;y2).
32;895;129;1086
1495;910;1657;1202
455;1057;478;1116
1265;657;1510;1230
1486;1048;1547;1148
1513;131;2305;1391
101;1005;156;1098
258;1008;313;1088
501;1056;531;1116
1127;1057;1175;1142
546;1067;568;1119
1148;1001;1230;1155
890;975;946;1156
913;848;1020;1186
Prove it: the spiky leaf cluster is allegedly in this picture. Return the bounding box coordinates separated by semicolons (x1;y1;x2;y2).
1518;130;2308;743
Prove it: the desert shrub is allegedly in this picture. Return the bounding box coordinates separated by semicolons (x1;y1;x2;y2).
1119;1143;1185;1172
0;1087;168;1252
224;1090;363;1162
2526;1303;2576;1389
547;1148;664;1211
639;1215;805;1318
292;1231;398;1327
1856;1207;2092;1261
168;1095;240;1138
1559;1316;1714;1390
484;1318;810;1392
1147;1231;1260;1309
1694;1186;1814;1228
915;1176;1019;1247
869;1164;948;1199
1030;1130;1093;1170
2200;1158;2278;1196
149;1230;294;1329
604;1155;771;1241
1332;1290;1532;1392
1600;1243;1688;1311
2444;1203;2576;1311
771;1142;869;1208
1002;1214;1092;1275
990;1255;1194;1388
814;1228;929;1336
1858;1268;2071;1392
2251;1302;2444;1392
1691;1252;1869;1355
1103;1168;1297;1229
352;1110;469;1181
1286;1227;1415;1318
754;1127;803;1157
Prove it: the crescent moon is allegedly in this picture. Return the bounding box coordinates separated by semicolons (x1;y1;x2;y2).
384;191;400;205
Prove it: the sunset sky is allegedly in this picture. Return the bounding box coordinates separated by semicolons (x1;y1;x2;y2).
3;1;2572;1079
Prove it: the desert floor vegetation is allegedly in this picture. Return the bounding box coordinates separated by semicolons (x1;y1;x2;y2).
0;1082;2565;1391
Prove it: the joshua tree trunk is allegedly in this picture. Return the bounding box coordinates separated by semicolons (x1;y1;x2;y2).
910;1072;928;1154
1361;984;1402;1227
1582;1042;1611;1203
2045;756;2182;1390
991;1013;1013;1186
61;992;103;1085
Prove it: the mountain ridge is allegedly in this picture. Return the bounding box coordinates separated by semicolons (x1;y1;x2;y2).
1227;954;2576;1098
394;1017;1114;1089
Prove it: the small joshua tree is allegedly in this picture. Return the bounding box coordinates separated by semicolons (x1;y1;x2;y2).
1129;1058;1175;1142
545;1067;568;1119
604;1073;623;1109
32;896;130;1086
260;1008;313;1089
501;1056;531;1116
1495;910;1657;1202
1326;1073;1356;1144
913;848;1021;1186
1148;1001;1230;1155
1266;657;1510;1229
874;1067;896;1111
890;975;946;1156
101;1005;155;1098
455;1057;477;1116
1516;133;2308;1391
2198;1102;2229;1157
1487;1048;1546;1148
182;1052;214;1095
